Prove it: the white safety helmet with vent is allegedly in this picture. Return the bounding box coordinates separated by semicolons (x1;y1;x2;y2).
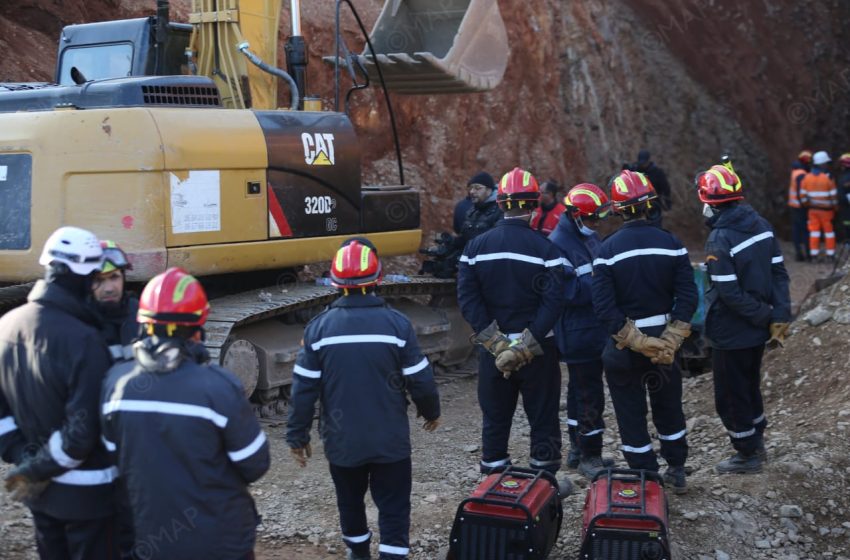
812;151;831;166
38;226;104;275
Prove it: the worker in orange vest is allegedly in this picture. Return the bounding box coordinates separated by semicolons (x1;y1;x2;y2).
788;150;812;261
800;151;839;261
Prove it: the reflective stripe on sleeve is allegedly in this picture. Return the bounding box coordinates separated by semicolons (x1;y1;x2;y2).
293;364;321;379
228;431;268;462
771;256;784;264
0;416;18;437
101;436;117;452
49;431;83;469
402;358;429;376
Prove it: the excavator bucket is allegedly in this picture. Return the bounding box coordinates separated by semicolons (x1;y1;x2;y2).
357;0;509;94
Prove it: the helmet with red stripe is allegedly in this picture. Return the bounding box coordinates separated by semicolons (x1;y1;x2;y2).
497;167;540;210
608;170;657;214
697;165;744;205
839;152;850;169
330;238;382;289
798;150;813;165
138;268;210;333
564;183;611;220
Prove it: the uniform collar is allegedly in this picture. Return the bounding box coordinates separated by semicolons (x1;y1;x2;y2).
497;217;531;229
331;293;386;308
620;219;650;230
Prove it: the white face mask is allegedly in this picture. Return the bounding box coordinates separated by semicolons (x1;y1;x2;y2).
579;224;595;236
702;203;716;219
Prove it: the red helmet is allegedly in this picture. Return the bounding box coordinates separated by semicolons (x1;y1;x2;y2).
137;267;209;328
608;170;656;213
497;167;540;210
839;152;850;168
564;183;611;219
798;150;813;165
330;239;382;289
697;165;743;205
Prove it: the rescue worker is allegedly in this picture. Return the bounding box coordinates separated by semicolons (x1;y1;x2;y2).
800;151;839;261
787;151;812;261
592;170;697;493
287;238;441;560
453;177;475;235
837;153;850;241
0;226;119;559
456;171;503;247
549;183;614;478
458;168;569;494
697;165;791;473
101;267;270;560
530;180;567;236
92;240;139;362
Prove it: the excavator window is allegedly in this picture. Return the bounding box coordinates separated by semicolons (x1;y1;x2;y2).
58;43;133;85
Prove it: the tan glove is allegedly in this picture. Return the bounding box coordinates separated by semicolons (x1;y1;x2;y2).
495;329;544;378
612;320;669;361
654;320;692;365
290;443;312;468
422;417;441;432
471;320;512;357
767;322;790;348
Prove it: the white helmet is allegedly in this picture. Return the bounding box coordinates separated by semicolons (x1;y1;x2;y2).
38;226;104;275
813;151;831;166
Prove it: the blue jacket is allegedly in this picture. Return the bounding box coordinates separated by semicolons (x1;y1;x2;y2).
287;293;440;467
548;214;607;363
101;339;270;559
592;220;698;337
457;218;567;341
704;203;791;350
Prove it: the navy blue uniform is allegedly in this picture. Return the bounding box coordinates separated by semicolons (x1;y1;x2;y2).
838;169;850;238
549;214;607;458
287;293;439;560
458;218;567;473
102;339;269;560
704;203;791;455
592;220;698;471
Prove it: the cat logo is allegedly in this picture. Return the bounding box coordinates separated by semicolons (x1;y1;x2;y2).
302;133;336;166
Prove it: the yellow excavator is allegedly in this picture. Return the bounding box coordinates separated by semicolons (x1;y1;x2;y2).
0;0;509;413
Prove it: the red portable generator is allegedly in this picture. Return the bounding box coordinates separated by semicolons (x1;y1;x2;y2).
448;467;563;560
580;469;671;559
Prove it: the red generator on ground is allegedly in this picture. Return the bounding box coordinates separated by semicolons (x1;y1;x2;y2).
447;467;563;560
580;469;671;560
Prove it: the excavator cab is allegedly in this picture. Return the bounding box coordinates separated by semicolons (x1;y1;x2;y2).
355;0;509;94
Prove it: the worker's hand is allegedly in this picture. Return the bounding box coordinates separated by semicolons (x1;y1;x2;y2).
767;322;790;349
494;329;543;376
470;321;511;357
4;466;49;503
652;320;692;365
290;444;312;468
613;320;669;361
423;417;441;432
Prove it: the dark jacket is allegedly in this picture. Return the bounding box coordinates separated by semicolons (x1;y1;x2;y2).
839;170;850;224
287;293;440;467
592;220;698;337
458;219;567;341
99;296;140;362
101;338;270;560
636;163;672;211
453;196;474;234
0;280;115;520
548;214;607;363
703;203;791;350
457;198;503;247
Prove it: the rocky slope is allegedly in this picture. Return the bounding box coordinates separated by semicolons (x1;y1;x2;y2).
2;0;849;243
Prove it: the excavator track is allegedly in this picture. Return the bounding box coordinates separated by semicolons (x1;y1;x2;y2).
205;276;470;419
0;283;34;317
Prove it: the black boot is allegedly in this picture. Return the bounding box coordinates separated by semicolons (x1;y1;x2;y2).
578;456;606;479
565;446;581;469
663;466;687;494
715;452;763;474
347;551;371;560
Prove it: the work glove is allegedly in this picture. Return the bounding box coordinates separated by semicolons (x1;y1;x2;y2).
495;329;543;378
612;320;669;362
767;322;790;349
4;463;50;503
470;320;512;357
422;417;441;432
654;320;692;365
290;444;312;468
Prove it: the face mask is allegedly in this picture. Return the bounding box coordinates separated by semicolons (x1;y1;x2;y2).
702;203;716;219
579;224;595;236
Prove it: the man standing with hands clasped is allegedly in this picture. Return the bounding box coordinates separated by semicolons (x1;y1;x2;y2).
287;237;441;560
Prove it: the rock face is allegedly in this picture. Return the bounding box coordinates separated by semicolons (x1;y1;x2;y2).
2;0;849;242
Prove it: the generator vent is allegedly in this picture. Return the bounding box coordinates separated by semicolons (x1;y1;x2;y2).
141;84;221;107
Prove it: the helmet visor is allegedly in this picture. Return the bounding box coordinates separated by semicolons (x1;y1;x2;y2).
102;247;130;271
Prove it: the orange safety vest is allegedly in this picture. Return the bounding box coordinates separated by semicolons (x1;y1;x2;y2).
787;169;805;208
800;171;838;209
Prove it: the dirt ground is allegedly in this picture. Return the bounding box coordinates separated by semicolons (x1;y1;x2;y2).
2;252;850;560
